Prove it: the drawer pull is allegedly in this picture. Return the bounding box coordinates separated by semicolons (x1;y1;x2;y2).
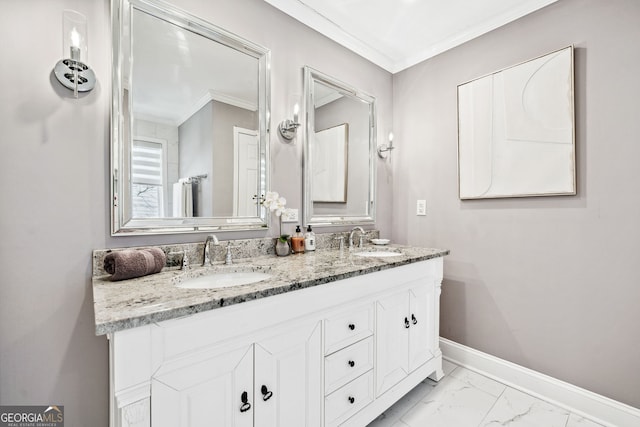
412;314;418;325
404;317;410;328
348;360;355;367
348;323;355;331
261;385;273;401
348;396;355;404
240;391;251;413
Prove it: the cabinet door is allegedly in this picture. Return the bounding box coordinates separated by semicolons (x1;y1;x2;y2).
254;319;322;427
151;345;254;427
408;283;437;372
375;290;410;396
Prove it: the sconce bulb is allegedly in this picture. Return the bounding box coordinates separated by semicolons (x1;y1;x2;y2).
388;132;394;142
70;27;80;47
293;103;300;123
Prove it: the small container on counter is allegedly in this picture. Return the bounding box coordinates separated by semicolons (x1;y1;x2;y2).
304;225;316;251
291;225;305;253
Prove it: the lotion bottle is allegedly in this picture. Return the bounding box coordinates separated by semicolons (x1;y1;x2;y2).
304;225;316;251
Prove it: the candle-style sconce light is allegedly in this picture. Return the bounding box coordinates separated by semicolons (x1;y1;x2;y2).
377;132;396;158
53;10;96;97
278;103;300;141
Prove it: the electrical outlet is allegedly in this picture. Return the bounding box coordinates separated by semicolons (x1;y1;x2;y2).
281;208;299;223
416;200;427;216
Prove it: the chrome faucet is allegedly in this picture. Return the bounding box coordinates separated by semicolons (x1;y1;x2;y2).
203;234;219;266
349;226;365;249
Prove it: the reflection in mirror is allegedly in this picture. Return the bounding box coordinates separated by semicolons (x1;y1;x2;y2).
313;123;348;203
111;0;270;235
303;67;376;226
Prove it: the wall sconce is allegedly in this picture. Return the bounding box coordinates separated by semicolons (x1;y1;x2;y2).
278;103;300;141
53;10;96;98
377;132;395;158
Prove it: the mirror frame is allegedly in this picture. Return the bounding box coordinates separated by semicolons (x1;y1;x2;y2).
303;66;376;227
111;0;271;235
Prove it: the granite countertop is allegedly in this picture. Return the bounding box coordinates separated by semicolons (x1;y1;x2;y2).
92;245;449;335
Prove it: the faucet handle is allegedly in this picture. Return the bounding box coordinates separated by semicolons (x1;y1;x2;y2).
225;242;233;265
334;236;345;250
168;250;189;270
182;252;190;269
358;235;364;248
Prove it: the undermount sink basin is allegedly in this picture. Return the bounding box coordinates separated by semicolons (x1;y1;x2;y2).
175;267;272;290
353;251;402;258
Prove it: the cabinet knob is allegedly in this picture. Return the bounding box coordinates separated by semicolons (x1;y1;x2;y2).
240;391;251;413
348;323;355;331
404;317;410;328
348;396;355;404
261;385;273;401
348;360;355;368
412;314;418;325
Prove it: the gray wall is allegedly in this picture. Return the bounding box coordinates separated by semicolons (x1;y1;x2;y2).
179;101;215;216
392;0;640;408
0;0;392;425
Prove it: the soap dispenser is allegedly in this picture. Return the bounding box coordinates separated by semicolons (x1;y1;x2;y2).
291;225;305;253
304;225;316;251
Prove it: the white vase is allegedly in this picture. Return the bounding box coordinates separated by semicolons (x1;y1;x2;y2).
275;239;291;257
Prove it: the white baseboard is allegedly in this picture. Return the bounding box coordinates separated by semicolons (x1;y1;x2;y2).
440;338;640;427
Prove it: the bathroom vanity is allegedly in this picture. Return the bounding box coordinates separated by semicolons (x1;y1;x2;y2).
103;1;449;424
92;243;448;427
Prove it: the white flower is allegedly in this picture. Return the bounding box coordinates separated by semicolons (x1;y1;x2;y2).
262;191;287;216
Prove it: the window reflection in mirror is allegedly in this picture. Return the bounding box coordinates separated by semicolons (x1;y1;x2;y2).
303;67;376;226
111;0;270;234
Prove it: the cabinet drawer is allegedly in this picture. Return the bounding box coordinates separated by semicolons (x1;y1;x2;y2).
325;337;373;395
325;304;374;355
324;371;374;427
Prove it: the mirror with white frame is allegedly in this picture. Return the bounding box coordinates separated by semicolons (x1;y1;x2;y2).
303;67;376;226
111;0;270;235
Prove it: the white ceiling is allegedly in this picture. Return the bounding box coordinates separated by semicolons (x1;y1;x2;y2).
264;0;559;73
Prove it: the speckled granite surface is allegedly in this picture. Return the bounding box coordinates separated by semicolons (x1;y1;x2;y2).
92;236;448;336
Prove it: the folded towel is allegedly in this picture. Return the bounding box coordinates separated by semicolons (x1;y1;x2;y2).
104;248;166;281
172;181;194;217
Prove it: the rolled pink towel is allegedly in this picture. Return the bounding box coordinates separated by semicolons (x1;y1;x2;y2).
104;248;166;281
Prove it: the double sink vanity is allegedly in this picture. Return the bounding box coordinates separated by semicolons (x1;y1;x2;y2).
92;236;448;427
101;0;450;425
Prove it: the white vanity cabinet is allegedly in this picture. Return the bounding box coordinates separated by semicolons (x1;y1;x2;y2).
150;318;322;427
111;312;322;427
151;343;255;427
375;282;438;396
323;304;376;426
107;256;444;427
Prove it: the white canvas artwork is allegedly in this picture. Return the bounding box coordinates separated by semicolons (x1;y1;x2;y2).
458;46;575;199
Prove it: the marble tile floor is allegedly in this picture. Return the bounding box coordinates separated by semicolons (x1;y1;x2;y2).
367;360;604;427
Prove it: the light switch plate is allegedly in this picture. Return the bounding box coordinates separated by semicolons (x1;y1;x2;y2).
416;200;427;216
281;208;299;222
